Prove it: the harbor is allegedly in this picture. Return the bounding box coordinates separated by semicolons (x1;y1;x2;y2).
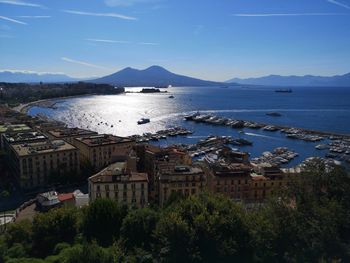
26;86;350;169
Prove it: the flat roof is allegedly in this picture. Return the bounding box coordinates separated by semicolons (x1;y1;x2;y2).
3;131;47;144
47;127;97;138
75;134;133;147
89;161;148;183
0;124;31;133
163;166;203;175
11;140;77;157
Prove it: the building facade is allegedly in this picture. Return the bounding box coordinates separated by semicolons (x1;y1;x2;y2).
8;139;80;189
158;165;205;206
89;161;148;208
73;134;135;171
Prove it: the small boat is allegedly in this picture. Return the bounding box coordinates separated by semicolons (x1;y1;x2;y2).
168;95;175;98
137;118;150;125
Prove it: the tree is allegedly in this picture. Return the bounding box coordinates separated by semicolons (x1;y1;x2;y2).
120;208;159;251
82;198;127;247
251;160;350;262
47;242;116;263
5;220;32;250
155;193;253;262
32;207;79;257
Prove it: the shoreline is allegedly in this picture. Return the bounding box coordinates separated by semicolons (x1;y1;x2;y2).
11;93;350;140
13;93;103;114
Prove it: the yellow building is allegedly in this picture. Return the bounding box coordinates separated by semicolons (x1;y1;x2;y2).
73;134;135;171
8;140;80;189
88;161;148;208
158;165;205;206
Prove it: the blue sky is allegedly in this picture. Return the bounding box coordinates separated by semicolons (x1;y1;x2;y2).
0;0;350;81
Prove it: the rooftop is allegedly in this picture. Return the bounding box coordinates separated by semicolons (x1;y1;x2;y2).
89;161;148;183
58;193;75;202
47;127;97;138
0;123;31;133
164;165;203;175
11;140;77;157
75;134;133;147
3;131;47;144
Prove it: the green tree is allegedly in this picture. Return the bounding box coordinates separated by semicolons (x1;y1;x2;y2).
32;207;79;257
251;160;350;262
82;198;127;247
5;220;32;251
53;242;114;263
120;208;159;251
155;193;253;262
5;243;27;259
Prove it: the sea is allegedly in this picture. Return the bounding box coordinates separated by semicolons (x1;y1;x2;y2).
28;86;350;168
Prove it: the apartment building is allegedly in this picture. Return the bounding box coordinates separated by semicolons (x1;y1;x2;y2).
158;165;205;206
73;134;135;171
8;139;80;189
88;161;148;208
0;123;32;148
135;144;192;202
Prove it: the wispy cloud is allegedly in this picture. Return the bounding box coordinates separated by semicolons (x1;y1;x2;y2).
232;13;347;17
0;15;27;25
17;15;51;18
63;10;137;20
86;38;159;46
0;0;43;8
0;69;66;75
327;0;350;9
61;57;108;70
138;42;159;45
86;38;130;44
105;0;159;7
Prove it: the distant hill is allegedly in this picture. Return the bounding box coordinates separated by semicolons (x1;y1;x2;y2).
227;72;350;87
0;71;78;83
91;65;224;87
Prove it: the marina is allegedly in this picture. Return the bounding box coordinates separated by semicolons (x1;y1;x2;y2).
27;86;350;169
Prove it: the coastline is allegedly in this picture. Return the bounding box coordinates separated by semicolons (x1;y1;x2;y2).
13;93;100;114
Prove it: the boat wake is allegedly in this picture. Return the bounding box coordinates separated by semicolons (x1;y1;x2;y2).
244;132;282;140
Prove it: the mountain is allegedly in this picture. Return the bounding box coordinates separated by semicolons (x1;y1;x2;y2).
91;65;224;86
0;71;78;83
227;72;350;87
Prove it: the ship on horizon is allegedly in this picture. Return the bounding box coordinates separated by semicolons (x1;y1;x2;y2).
275;89;293;93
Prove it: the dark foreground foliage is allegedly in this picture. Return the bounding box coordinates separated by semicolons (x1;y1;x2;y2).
1;161;350;262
